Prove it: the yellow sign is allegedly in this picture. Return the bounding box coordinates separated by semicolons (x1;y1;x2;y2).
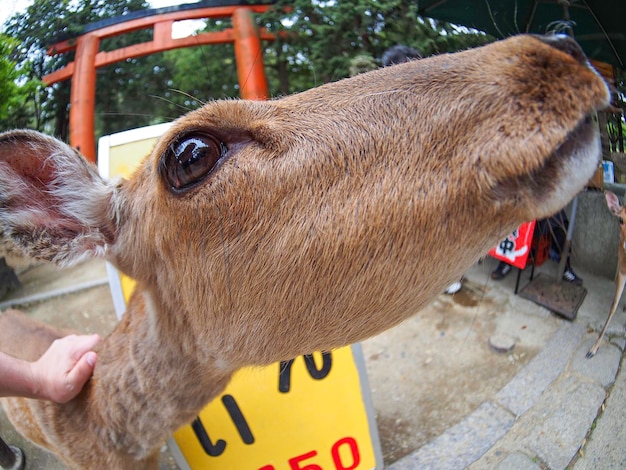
98;124;383;470
172;346;379;470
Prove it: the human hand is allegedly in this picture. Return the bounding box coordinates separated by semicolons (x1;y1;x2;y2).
29;334;102;403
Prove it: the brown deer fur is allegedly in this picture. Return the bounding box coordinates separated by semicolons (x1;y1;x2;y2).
587;191;626;357
0;35;609;468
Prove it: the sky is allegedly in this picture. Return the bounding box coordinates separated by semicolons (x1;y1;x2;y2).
1;0;204;37
1;0;31;26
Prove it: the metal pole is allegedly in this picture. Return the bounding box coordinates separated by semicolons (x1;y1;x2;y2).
0;435;24;470
557;195;578;284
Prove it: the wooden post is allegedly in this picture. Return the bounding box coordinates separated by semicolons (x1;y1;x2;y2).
232;8;269;100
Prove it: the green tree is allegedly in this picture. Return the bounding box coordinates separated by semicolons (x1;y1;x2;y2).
607;68;625;153
163;18;241;109
3;0;170;139
260;0;494;96
2;0;496;141
4;1;74;136
0;34;41;130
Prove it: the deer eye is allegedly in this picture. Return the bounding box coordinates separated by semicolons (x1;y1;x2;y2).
161;132;226;192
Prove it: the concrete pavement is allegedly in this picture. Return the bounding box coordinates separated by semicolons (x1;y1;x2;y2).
390;261;626;470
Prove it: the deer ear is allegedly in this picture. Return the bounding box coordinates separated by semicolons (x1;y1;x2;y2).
605;191;623;218
0;130;118;266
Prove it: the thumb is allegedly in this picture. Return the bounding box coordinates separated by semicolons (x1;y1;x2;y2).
66;351;98;391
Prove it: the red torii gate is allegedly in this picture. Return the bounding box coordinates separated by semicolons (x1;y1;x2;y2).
43;2;274;163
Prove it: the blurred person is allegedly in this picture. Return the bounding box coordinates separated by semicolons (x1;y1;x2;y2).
381;44;422;66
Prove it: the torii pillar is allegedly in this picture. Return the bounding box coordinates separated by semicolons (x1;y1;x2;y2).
44;5;271;162
232;8;269;101
69;34;99;159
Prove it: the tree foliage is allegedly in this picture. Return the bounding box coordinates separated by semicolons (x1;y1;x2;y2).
3;0;163;138
1;0;495;141
259;0;493;95
162;18;241;109
0;34;41;130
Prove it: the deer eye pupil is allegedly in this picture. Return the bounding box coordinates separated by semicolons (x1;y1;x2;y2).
161;132;225;192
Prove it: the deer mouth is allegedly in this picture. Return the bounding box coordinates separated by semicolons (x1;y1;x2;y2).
551;113;602;190
536;113;601;208
555;114;600;166
493;114;600;208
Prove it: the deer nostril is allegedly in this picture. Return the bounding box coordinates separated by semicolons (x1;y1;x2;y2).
534;34;588;64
